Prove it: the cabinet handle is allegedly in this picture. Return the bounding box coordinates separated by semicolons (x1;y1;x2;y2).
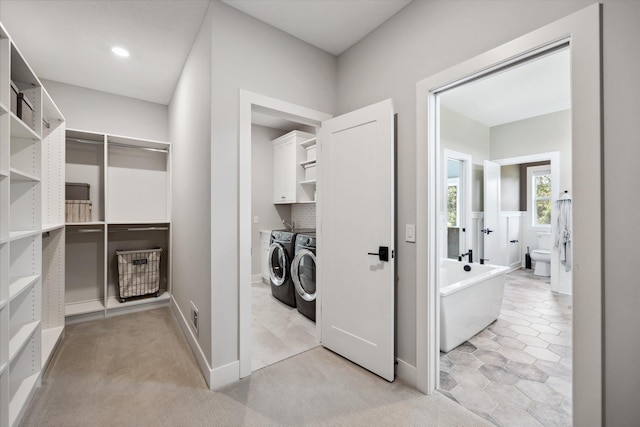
510;239;519;243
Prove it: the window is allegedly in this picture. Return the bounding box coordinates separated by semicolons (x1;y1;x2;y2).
447;179;459;227
532;169;551;227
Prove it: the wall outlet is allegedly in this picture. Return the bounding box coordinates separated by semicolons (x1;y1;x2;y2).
253;215;259;224
190;301;199;336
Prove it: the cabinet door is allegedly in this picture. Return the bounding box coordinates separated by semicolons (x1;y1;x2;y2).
273;139;296;203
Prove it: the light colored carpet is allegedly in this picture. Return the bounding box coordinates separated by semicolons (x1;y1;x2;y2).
22;307;491;426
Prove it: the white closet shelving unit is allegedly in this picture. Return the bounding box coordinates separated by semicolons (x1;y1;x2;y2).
64;129;171;322
272;131;317;204
0;22;66;427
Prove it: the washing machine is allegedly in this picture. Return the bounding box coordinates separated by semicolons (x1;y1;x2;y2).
268;230;297;307
291;232;316;321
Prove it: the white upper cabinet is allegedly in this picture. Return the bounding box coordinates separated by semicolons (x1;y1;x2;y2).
272;130;315;204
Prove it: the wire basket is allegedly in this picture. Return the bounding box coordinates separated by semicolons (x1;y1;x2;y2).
115;248;163;302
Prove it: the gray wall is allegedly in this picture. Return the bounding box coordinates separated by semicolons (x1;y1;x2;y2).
169;4;214;364
500;165;520;212
603;2;640;425
41;79;169;141
208;0;337;369
251;125;291;275
338;2;640;423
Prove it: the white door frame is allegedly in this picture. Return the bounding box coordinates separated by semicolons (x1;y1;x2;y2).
238;90;331;378
416;4;602;426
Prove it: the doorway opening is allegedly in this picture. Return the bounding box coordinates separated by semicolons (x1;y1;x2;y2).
238;91;331;378
416;4;602;425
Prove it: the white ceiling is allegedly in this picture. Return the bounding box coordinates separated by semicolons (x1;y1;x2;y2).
220;0;412;55
440;48;571;127
0;0;210;104
0;0;411;105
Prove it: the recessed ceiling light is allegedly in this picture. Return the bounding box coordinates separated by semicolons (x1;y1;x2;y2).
111;46;130;57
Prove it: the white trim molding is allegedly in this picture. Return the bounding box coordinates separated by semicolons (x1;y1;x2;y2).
396;358;417;388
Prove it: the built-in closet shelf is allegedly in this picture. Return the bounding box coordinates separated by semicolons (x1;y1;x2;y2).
296;201;316;204
66;221;104;226
9;230;40;242
0;170;8;178
9;112;40;141
9;321;40;362
107;134;171;151
0;362;7;376
10;168;40;182
9;275;39;301
299;179;317;185
106;290;170;310
107;221;169;226
300;137;316;148
0;236;8;245
9;372;40;427
42;326;64;369
42;223;64;233
0;100;8;114
0;298;7;310
299;159;316;167
65;300;105;317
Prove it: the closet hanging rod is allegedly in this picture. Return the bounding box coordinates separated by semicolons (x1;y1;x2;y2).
67;228;103;234
108;142;169;153
42;119;50;129
66;137;104;145
108;227;169;232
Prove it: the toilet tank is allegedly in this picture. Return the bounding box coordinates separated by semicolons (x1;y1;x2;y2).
537;232;551;250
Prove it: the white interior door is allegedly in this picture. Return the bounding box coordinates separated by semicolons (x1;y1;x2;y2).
483;160;502;265
320;99;395;381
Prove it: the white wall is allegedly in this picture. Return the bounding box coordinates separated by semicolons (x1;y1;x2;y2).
603;2;640;424
208;0;336;372
168;5;213;367
41;79;168;141
440;106;490;164
251;124;291;275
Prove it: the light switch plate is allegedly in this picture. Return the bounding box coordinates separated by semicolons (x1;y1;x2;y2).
253;216;259;224
406;224;416;243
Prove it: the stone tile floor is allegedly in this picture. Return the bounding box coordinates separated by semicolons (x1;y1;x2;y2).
439;268;572;427
251;280;319;371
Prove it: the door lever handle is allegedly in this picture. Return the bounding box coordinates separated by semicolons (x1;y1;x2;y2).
368;246;389;262
481;228;494;235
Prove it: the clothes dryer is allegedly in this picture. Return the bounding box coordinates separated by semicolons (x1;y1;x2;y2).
291;232;317;321
268;230;297;307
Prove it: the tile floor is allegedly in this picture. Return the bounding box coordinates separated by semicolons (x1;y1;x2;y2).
439;268;572;427
251;280;319;371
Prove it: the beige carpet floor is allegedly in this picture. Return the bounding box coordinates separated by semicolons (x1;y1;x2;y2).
22;307;491;426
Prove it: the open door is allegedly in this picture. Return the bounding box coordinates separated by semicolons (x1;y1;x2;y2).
483;160;502;265
319;99;395;381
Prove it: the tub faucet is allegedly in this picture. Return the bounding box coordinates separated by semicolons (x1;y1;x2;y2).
458;249;473;263
282;219;295;232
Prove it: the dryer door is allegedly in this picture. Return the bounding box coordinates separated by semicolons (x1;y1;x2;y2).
268;242;289;286
292;249;316;301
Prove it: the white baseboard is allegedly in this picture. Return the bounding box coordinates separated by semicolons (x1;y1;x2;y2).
171;296;214;388
211;360;240;389
396;358;417;388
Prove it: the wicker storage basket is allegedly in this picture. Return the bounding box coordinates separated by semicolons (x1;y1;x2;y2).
115;248;162;302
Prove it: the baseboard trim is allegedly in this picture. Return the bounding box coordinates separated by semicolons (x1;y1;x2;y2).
251;273;262;283
170;296;214;388
211;360;240;390
396;358;417;388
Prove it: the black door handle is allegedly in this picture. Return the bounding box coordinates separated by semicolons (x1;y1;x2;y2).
481;228;493;235
510;239;519;243
368;246;389;262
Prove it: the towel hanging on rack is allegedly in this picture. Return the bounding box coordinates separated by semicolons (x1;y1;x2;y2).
555;192;572;272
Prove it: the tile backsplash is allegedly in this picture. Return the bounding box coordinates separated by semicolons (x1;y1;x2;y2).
292;204;316;229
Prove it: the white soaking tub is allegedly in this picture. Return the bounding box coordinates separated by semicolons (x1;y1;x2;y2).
440;259;509;352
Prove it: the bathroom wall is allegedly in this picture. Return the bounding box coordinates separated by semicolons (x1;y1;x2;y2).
500;165;520;211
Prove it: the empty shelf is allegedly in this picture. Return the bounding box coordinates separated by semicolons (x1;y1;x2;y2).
42;326;64;369
9;275;39;301
65;300;105;317
9;372;40;427
42;223;64;233
10;112;41;140
299;179;317;185
9;321;40;362
299;137;316;148
10;168;40;182
9;230;40;242
106;290;170;310
299;159;316;167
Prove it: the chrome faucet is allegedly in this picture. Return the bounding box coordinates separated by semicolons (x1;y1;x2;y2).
458;249;473;263
282;219;295;232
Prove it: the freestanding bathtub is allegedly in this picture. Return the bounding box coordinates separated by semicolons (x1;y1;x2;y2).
440;259;509;352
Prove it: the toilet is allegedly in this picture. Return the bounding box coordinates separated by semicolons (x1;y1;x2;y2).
530;232;551;276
